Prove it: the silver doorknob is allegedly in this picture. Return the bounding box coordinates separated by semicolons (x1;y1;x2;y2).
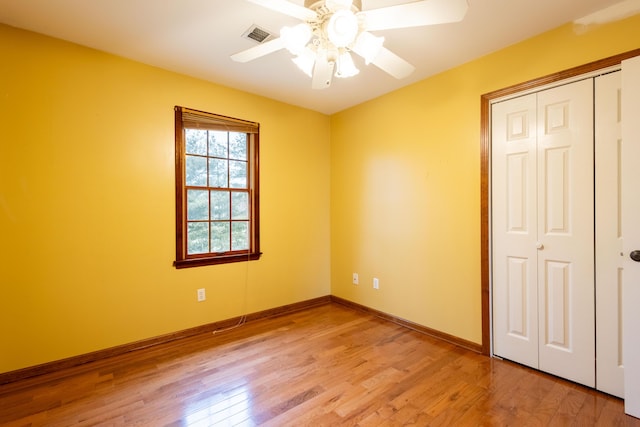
631;250;640;262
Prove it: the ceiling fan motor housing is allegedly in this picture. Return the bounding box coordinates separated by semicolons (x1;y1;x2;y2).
304;0;362;13
304;0;364;53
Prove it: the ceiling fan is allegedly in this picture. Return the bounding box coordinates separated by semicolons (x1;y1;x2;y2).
231;0;469;89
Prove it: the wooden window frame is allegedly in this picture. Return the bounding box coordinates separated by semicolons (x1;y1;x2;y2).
174;106;261;268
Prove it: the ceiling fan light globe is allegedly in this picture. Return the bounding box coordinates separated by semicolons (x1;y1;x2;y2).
354;31;384;64
327;10;359;47
281;23;312;55
336;51;359;78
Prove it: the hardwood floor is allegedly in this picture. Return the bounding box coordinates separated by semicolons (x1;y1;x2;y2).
1;303;637;426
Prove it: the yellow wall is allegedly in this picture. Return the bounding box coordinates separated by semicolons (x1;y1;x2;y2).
0;24;331;374
1;13;639;375
330;15;640;344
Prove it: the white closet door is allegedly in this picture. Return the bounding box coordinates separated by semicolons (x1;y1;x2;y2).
492;94;539;368
493;79;595;387
595;70;624;398
622;55;640;419
536;79;594;387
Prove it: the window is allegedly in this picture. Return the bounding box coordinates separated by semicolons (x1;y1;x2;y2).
174;106;261;268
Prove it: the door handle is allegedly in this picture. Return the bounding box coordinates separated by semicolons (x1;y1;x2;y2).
631;250;640;262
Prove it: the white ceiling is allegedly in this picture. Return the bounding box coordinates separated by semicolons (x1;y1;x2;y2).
0;0;635;114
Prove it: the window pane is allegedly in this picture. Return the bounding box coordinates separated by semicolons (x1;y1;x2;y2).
209;131;228;158
211;222;230;252
185;129;207;155
187;190;209;220
186;155;207;187
208;158;228;188
231;192;249;220
229;160;247;188
211;190;230;220
229;133;247;160
232;222;249;251
187;222;209;254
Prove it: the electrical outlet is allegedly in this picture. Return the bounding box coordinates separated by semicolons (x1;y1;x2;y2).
197;288;206;302
353;273;359;285
373;278;379;290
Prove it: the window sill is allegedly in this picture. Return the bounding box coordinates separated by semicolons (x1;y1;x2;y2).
174;252;262;269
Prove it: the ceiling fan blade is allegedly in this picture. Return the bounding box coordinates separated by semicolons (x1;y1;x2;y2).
246;0;317;21
311;54;335;90
231;37;286;63
361;0;468;31
368;46;415;79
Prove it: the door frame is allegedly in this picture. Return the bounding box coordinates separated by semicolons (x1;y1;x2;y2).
479;48;640;355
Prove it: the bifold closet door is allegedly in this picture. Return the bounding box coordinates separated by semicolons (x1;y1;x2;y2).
492;93;538;369
595;70;624;398
535;79;594;387
492;79;595;387
622;55;640;419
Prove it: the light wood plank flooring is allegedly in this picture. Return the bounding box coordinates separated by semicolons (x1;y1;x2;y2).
0;303;637;426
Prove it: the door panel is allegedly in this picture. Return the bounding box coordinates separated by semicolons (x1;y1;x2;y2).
507;256;529;337
622;56;640;418
507;153;529;231
492;94;538;369
544;147;569;234
595;70;624;398
537;79;595;387
544;260;570;350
